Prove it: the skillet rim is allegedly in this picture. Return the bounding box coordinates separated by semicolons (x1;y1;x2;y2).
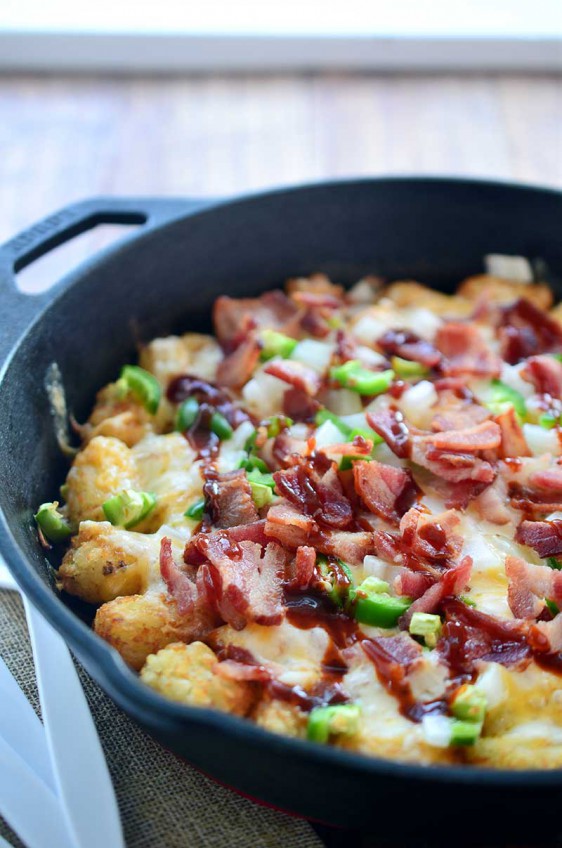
1;174;562;793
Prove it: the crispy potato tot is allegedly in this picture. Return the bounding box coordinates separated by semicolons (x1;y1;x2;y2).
139;333;222;385
468;735;562;769
65;436;138;524
94;592;200;670
253;698;307;738
140;641;257;715
285;273;344;300
82;384;154;446
457;274;552;309
382;281;472;317
132;433;201;530
58;520;162;604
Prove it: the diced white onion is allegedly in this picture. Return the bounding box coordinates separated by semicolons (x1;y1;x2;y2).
421;715;452;748
547;511;562;522
399;380;438;427
314;420;346;448
474;663;508;710
356;345;386;367
351;314;389;345
340;412;369;430
323;389;363;415
523;424;560;457
242;369;286;418
485;254;533;283
409;655;448;703
499;362;535;399
229;419;255;450
290;339;334;374
372;442;405;468
401;307;442;341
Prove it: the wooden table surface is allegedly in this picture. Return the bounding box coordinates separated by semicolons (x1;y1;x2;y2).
1;71;561;848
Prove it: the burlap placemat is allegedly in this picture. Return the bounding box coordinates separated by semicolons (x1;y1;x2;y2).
0;590;324;848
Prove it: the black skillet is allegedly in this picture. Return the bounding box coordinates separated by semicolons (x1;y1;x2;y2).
1;178;562;842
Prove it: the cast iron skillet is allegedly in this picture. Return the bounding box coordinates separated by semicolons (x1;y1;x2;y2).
1;178;562;841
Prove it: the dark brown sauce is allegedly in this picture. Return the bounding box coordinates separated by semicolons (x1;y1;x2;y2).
285;591;359;649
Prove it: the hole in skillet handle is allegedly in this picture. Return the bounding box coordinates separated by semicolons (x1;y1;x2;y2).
16;217;145;295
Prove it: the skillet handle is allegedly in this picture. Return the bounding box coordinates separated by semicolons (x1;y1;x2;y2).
0;196;215;361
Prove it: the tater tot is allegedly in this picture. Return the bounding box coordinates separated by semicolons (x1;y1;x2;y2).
65;436;138;524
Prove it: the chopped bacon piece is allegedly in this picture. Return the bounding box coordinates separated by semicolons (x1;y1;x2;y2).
431;400;490;433
335;330;359;363
399;507;463;563
353;460;418;524
522;355;562;398
529;615;562;654
529;467;562;491
362;633;422;707
184;521;269;567
499;299;562;364
411;436;496;485
495;406;531;458
436;322;501;377
394;570;435;599
291;291;343;310
160;537;197;615
472;477;512;525
264;360;321;396
372;529;403;563
273;461;353;529
290;546;316;589
317;435;373;457
438;598;531;674
216;336;260;389
199;535;286;629
516;519;562;557
366;408;410;458
264;501;375;565
400;556;472;628
204;469;258;530
213;290;300;346
504;555;561;620
322;531;376;565
282;387;320;422
430;420;501;452
377;329;441;368
214;659;271;683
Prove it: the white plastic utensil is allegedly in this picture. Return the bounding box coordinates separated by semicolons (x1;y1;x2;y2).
0;734;76;848
24;598;125;848
0;656;56;791
0;557;124;848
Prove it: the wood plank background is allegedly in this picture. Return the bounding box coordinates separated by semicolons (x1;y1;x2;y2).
0;71;561;848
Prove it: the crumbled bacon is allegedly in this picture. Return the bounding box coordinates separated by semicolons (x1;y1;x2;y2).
430;420;501;452
282;387;320;422
366;408;410;458
184;520;269;566
160;537;197;615
436;322;501;377
495;406;530;458
499;299;562;364
213;290;300;347
317;435;373;457
216;336;260;388
529;615;562;654
264;360;321;396
362;633;422;708
529;467;562;491
438;598;531;674
377;329;441;368
431;399;490;433
291;291;343;310
198;535;286;629
394;569;435;599
472;476;512;525
521;355;562;398
504;555;562;619
273;461;353;529
399;507;463;563
204;469;258;529
353;460;418;524
399;556;472;627
290;546;316;589
516;518;562;557
214;659;271;683
411;435;496;485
